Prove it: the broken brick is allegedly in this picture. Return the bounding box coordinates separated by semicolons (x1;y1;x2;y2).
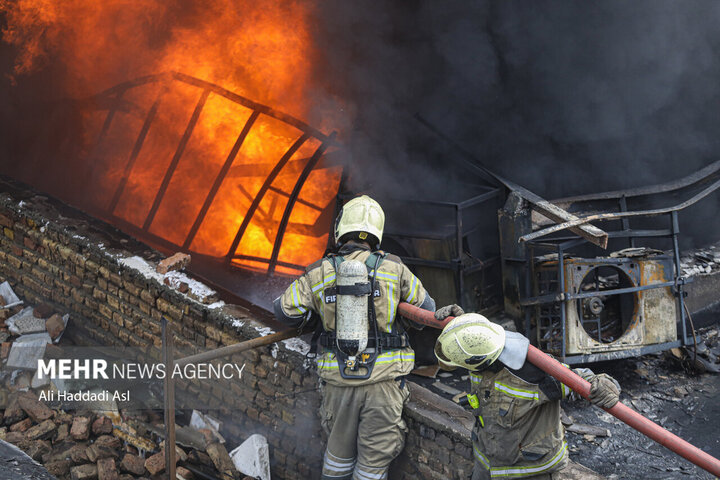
25;419;57;440
45;313;65;339
71;416;91;441
46;460;72;477
70;444;90;464
0;342;9;359
33;303;54;318
70;463;98;480
3;431;25;444
26;439;52;461
144;451;165;476
206;442;235;479
176;466;194;480
85;444;116;463
97;457;118;480
9;418;32;433
18;394;53;422
156;252;191;274
54;423;69;444
119;453;145;476
94;435;121;450
3;395;28;425
91;416;113;436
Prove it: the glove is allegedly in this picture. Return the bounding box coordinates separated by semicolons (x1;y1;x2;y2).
587;373;621;409
435;304;464;322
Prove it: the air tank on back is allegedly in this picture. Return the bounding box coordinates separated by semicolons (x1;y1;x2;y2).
335;259;369;358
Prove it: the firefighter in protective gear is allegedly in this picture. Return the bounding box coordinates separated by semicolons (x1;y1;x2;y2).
274;195;436;480
435;308;620;480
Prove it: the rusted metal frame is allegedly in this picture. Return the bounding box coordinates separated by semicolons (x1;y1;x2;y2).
110;215;182;254
231;254;305;271
670;211;689;346
171;71;334;144
236;183;276;240
183;110;261;249
225;133;311;261
458;188;503;209
619;196;634;248
563;340;683;365
267;133;336;273
268;186;323;211
108;83;169;213
143;89;211;231
174;329;298;367
162;318;177;480
93;73;165;98
80;92;124;189
226;155;333;178
520;177;720;243
90;72;333;144
558;243;567;360
454;204;464;305
553;159;720;205
413;113;608;247
546;229;673;242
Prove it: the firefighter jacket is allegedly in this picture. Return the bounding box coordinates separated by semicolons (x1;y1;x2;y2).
274;242;435;386
468;362;572;478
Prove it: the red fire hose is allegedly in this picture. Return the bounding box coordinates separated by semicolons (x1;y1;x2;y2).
397;302;720;477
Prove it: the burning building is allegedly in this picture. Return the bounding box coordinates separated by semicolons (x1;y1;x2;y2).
0;1;720;479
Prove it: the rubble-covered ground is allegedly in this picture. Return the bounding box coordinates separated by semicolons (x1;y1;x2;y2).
564;323;720;480
0;282;259;480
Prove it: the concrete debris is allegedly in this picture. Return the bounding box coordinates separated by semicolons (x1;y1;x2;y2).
431;380;463;396
6;307;43;335
156;252;191;274
6;332;51;370
206;442;236;479
190;410;224;444
230;434;271;480
0;281;21;309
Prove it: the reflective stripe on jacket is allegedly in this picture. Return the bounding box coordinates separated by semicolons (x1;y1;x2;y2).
277;245;431;386
470;367;569;478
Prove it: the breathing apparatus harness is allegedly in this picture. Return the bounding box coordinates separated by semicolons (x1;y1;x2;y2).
308;250;409;380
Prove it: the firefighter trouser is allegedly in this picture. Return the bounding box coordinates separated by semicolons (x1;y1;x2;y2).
320;378;409;480
471;463;566;480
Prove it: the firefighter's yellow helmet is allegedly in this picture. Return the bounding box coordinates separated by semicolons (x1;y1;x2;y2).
434;313;506;371
334;195;385;247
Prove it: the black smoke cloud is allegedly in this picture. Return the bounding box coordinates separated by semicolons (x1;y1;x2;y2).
2;1;720;247
310;1;720;198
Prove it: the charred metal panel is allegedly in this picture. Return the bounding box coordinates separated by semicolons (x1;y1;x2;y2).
535;256;677;356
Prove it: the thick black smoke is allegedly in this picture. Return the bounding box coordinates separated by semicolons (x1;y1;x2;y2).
308;0;720;247
2;1;720;247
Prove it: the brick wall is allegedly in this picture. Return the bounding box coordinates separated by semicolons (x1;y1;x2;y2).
0;177;474;479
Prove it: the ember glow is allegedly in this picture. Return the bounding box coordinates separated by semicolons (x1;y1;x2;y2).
1;0;341;275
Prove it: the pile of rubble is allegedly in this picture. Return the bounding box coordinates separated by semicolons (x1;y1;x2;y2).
680;243;720;277
0;281;69;390
0;390;266;479
0;281;270;479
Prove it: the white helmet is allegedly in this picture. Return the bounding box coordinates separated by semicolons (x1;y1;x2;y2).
334;195;385;248
434;313;506;371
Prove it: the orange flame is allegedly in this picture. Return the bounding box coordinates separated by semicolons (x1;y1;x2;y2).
1;0;341;275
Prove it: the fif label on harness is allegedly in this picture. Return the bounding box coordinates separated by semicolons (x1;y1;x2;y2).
324;288;381;304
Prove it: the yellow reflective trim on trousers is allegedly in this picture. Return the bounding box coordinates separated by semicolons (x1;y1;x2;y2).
490;442;568;478
494;381;540;400
473;445;490;469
